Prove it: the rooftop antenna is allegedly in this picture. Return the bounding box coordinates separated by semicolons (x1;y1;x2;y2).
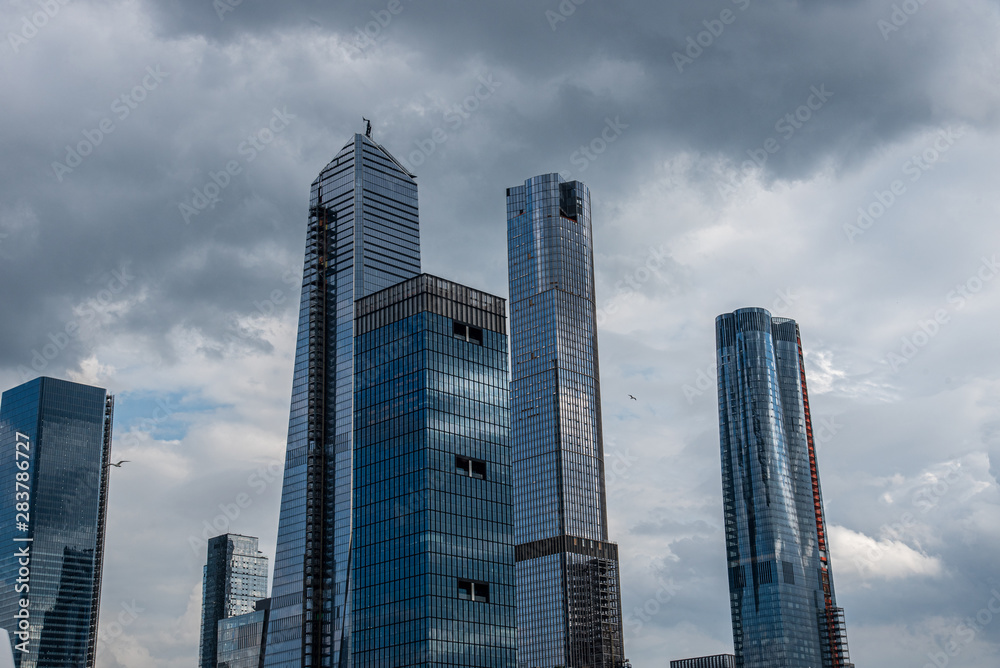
362;117;372;138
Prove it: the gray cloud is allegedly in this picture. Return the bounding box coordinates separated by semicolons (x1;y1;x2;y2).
2;0;999;666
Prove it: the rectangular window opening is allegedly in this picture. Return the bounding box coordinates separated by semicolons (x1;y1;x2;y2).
473;583;489;602
452;321;483;345
458;579;489;602
455;455;487;480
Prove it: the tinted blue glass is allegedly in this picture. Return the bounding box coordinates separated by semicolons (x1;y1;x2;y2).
217;608;268;668
266;135;420;668
352;275;515;668
716;309;853;668
506;175;625;668
0;377;111;667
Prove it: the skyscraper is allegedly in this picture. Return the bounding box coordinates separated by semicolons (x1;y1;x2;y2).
199;534;269;668
506;174;625;668
352;274;515;668
265;132;420;667
0;377;114;667
218;598;271;668
715;308;853;668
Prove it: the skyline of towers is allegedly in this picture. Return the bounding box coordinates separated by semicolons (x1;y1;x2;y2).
0;376;114;667
506;174;625;668
352;274;515;667
716;308;853;668
0;132;869;668
199;534;269;668
265;133;421;667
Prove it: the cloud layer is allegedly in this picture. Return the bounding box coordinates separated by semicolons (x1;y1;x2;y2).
2;0;999;666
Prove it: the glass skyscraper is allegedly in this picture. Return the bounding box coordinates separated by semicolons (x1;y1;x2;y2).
200;534;269;668
0;377;114;667
716;308;853;668
506;174;625;668
265;132;420;667
352;274;515;668
218;599;271;668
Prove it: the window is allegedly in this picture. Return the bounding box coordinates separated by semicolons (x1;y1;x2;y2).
455;455;486;479
458;579;489;602
782;561;795;585
453;322;483;345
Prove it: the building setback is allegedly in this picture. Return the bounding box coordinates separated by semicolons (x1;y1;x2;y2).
265;131;420;668
716;308;853;668
200;534;269;668
506;174;625;668
351;273;516;668
0;377;114;667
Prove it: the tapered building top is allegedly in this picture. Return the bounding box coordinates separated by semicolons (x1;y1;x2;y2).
265;133;420;668
716;308;853;668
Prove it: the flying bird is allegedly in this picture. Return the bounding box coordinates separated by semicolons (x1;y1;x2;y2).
628;394;637;401
108;460;130;468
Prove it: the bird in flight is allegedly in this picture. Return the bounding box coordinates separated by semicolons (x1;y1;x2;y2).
628;394;637;401
108;460;130;468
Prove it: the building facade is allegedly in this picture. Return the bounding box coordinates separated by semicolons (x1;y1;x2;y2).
0;377;114;667
265;133;420;667
506;174;625;668
670;654;736;668
352;274;515;668
716;308;853;668
218;598;271;668
200;534;269;668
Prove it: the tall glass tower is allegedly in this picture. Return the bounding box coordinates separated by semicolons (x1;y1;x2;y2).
353;274;515;668
199;534;269;668
0;376;114;667
506;174;625;668
265;132;420;668
716;308;853;668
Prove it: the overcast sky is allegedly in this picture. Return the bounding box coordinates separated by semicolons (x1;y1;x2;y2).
2;0;1000;666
